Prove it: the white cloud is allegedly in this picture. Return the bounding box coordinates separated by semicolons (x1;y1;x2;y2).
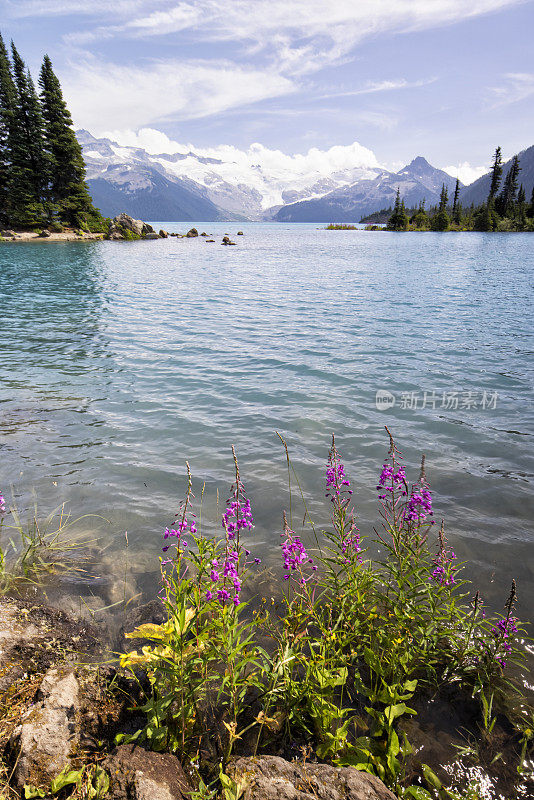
442;162;488;185
323;77;437;99
63;58;294;130
103;126;380;171
488;72;534;108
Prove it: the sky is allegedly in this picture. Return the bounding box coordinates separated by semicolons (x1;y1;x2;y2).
1;0;533;184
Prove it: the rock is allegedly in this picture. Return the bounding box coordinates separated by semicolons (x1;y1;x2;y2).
200;232;208;236
104;744;192;800
222;235;236;245
2;229;16;237
159;230;168;238
143;232;160;240
38;229;51;238
186;228;199;238
226;756;397;800
237;230;244;235
12;667;79;788
205;239;215;242
107;214;156;240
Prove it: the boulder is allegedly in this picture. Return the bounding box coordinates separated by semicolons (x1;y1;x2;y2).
200;232;208;236
143;232;160;240
237;230;244;235
226;756;397;800
38;229;51;238
107;214;156;240
159;230;168;238
186;228;198;238
222;235;236;245
104;745;192;800
205;239;215;243
11;668;79;788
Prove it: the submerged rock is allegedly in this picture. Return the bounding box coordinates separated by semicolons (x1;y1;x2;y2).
227;756;397;800
222;235;237;245
237;230;244;235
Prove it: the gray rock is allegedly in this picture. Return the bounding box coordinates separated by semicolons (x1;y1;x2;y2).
12;667;79;788
222;235;236;245
186;228;199;238
143;232;160;239
104;744;192;800
113;213;144;236
159;230;168;238
38;229;51;238
226;756;397;800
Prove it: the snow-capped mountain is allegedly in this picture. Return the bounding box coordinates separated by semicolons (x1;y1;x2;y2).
273;157;460;222
78;130;383;220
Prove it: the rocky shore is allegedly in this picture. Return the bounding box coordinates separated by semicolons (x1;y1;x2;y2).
0;215;245;244
0;595;396;799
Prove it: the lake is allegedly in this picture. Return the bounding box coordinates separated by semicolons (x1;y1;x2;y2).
0;223;533;624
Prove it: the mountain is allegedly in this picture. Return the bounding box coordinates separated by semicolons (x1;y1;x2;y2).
78;130;380;221
460;145;534;207
272;157;460;222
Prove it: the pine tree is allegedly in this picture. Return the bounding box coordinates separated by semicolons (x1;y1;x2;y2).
516;184;526;228
452;177;462;225
410;198;429;229
431;184;450;230
39;54;99;227
0;33;16;227
488;146;503;200
528;186;534;219
9;42;48;226
386;188;408;231
496;155;520;218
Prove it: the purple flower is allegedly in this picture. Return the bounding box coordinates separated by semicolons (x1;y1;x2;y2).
0;492;5;514
376;463;407;497
280;512;315;584
404;487;433;523
222;496;253;539
326;441;353;503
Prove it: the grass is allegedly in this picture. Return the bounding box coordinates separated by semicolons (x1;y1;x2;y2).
325;223;358;230
116;431;533;800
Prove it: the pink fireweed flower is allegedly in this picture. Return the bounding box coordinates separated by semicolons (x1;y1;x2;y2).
376;463;407;499
0;492;5;514
326;436;353;502
405;486;433;523
280;511;315;584
222;496;253;539
430;526;456;585
491;617;518;667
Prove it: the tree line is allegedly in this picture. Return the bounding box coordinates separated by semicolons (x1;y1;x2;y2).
0;35;104;231
386;148;534;232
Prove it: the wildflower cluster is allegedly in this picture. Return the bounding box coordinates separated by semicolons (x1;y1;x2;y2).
207;550;242;605
376;462;407;499
0;491;5;514
326;435;362;565
430;528;456;585
325;455;352;500
492;617;519;667
405;485;433;522
281;511;316;584
223;495;253;539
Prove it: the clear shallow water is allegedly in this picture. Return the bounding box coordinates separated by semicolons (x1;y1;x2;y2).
0;224;533;620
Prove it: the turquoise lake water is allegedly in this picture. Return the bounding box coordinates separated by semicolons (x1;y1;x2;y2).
0;224;533;621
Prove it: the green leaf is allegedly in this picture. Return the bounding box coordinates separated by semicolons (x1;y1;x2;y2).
422;763;443;790
50;767;82;793
403;679;418;693
23;787;46;799
384;703;409;724
403;786;434;799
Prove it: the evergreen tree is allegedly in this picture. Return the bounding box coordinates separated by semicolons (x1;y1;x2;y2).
473;198;496;232
516;184;526;227
528;186;534;219
488;146;503;200
39;54;98;227
386;188;408;231
452;177;462;225
410;198;429;229
431;184;450;230
496;155;520;218
9;42;48;226
0;33;16;227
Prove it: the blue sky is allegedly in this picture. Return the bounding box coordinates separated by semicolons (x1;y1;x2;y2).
1;0;533;182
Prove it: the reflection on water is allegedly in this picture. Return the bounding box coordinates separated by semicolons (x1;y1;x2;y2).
0;227;533;627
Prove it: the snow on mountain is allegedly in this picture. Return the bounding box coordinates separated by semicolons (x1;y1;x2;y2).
78;129;382;220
